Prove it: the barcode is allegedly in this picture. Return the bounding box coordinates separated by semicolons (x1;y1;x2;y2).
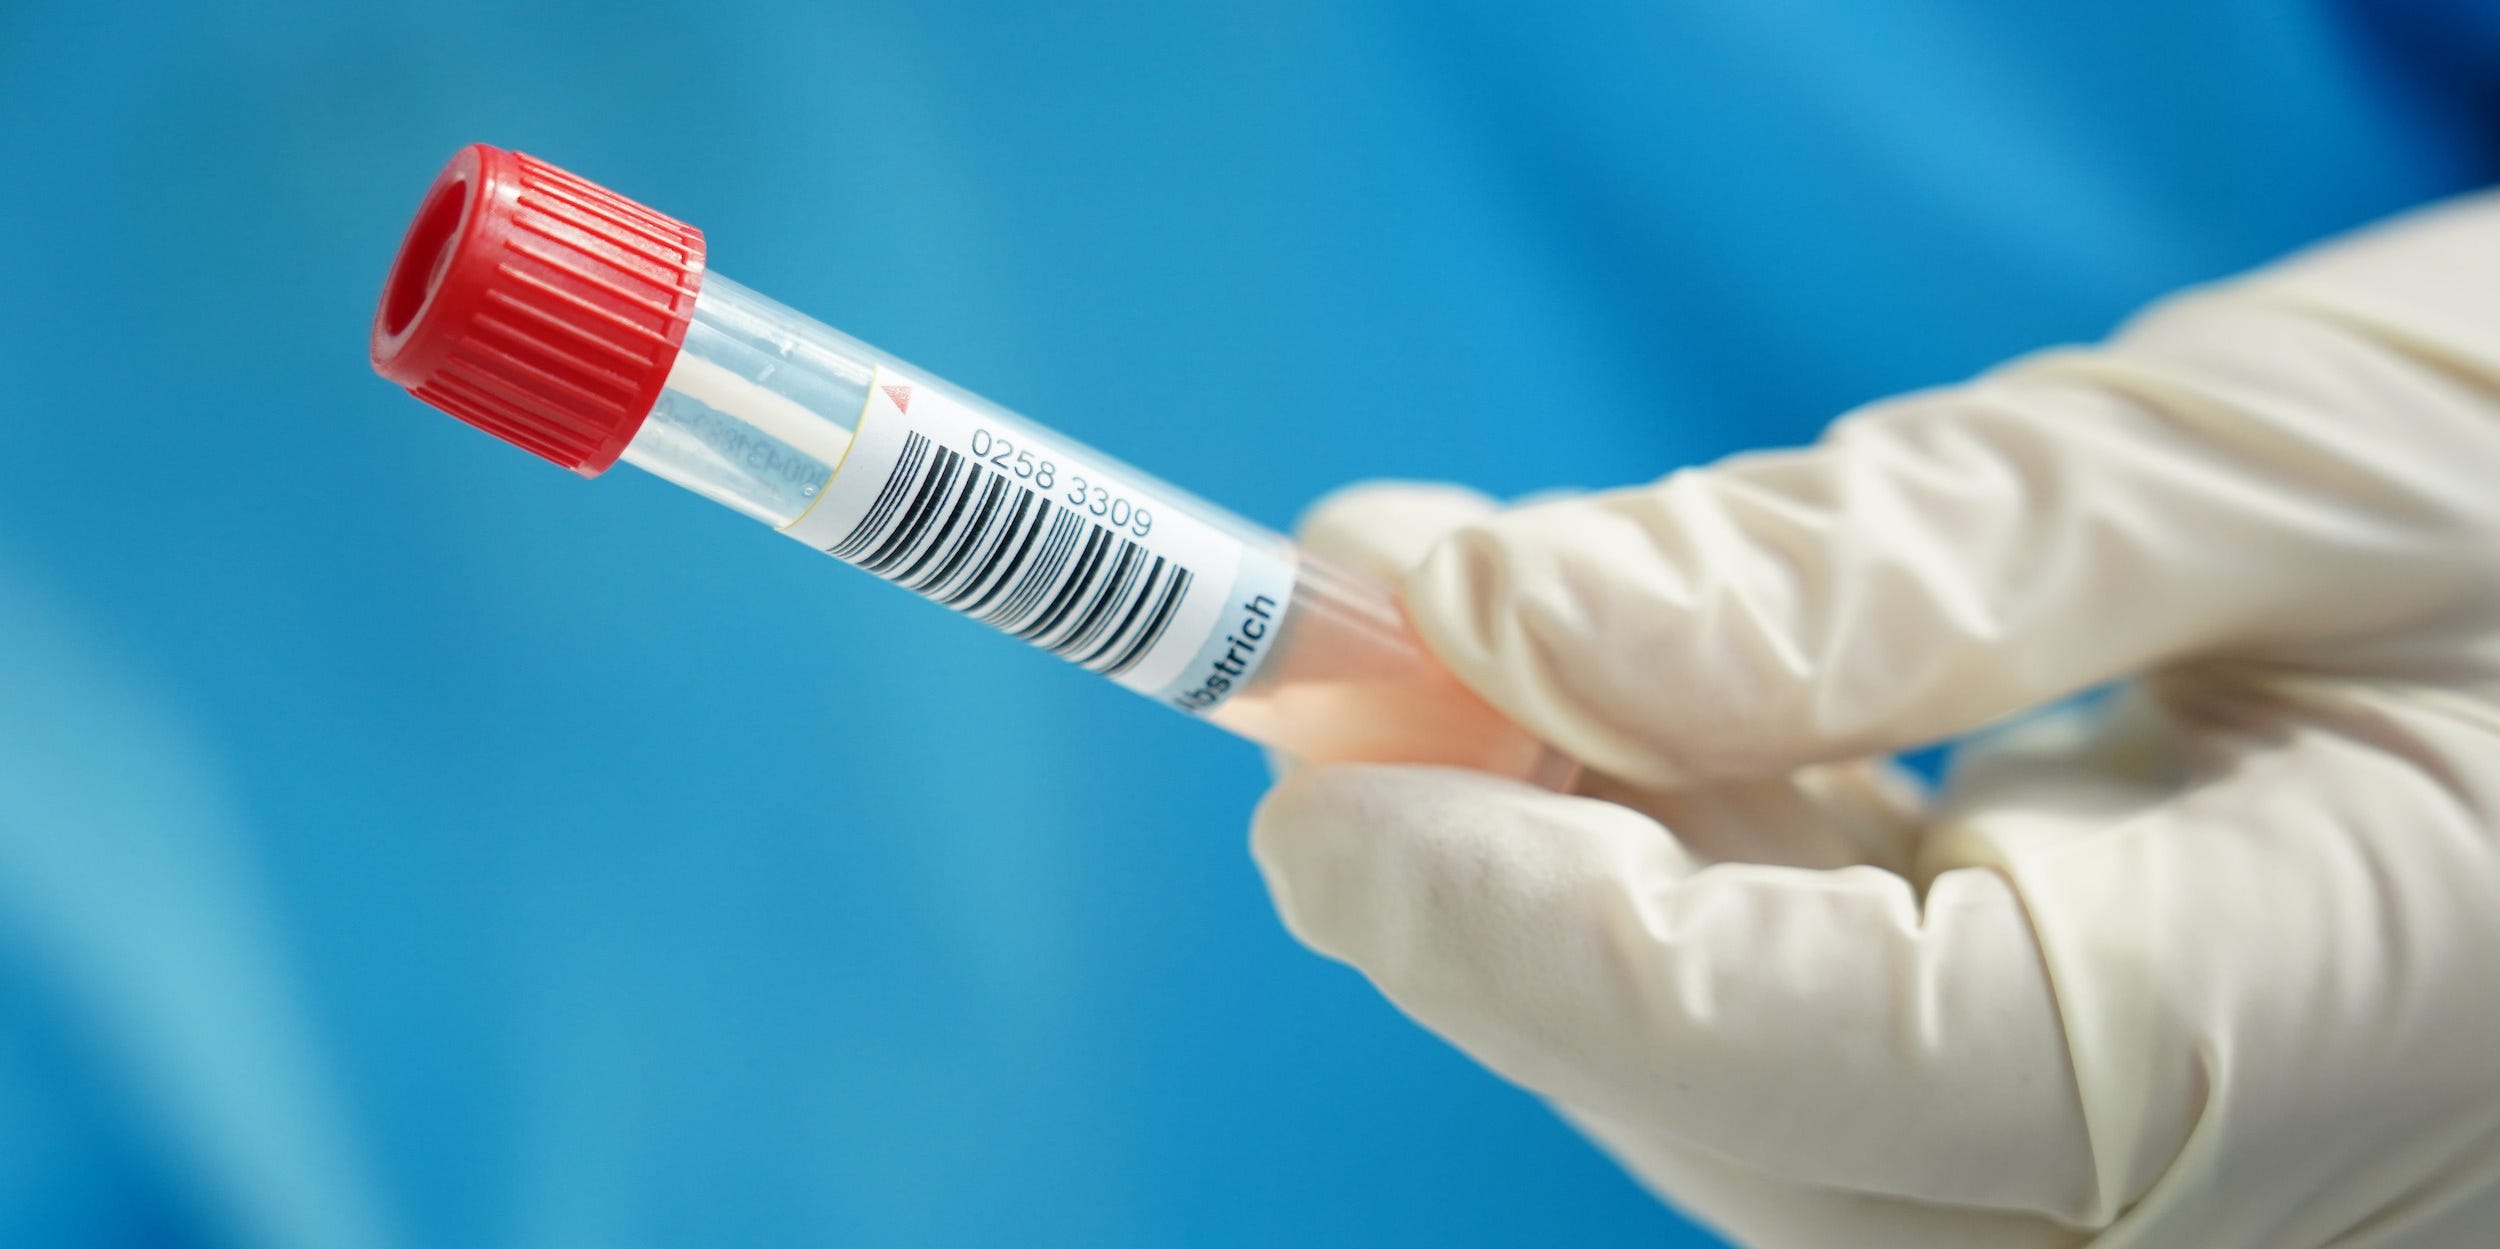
827;431;1195;677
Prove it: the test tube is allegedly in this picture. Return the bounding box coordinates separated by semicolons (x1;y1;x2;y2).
371;144;1569;786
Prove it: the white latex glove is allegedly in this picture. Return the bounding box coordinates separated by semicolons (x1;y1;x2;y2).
1253;195;2500;1248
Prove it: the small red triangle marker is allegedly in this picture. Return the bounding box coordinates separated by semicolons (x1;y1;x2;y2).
882;384;913;413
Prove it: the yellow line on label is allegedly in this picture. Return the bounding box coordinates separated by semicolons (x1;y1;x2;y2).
777;365;891;535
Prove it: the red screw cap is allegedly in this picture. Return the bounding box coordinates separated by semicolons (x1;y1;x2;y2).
371;144;706;476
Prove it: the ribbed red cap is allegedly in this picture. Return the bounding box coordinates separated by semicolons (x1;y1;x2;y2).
371;144;706;476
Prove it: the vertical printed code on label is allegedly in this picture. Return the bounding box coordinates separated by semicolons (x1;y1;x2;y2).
826;430;1196;677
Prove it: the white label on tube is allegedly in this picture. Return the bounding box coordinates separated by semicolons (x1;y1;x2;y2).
781;367;1296;712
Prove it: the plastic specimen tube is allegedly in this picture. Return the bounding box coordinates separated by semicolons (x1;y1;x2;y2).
370;144;1569;785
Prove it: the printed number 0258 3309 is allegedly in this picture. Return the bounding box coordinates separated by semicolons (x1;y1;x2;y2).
966;426;1154;539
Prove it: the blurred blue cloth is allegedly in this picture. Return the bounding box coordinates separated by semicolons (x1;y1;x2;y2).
0;2;2491;1246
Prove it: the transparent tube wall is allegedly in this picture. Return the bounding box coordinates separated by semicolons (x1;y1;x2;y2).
623;274;1567;784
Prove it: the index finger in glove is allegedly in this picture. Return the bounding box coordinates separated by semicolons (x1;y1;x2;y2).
1402;199;2500;786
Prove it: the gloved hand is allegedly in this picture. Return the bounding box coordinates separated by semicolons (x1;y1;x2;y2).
1252;195;2500;1248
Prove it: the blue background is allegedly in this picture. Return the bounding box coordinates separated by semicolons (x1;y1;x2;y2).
0;3;2493;1246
